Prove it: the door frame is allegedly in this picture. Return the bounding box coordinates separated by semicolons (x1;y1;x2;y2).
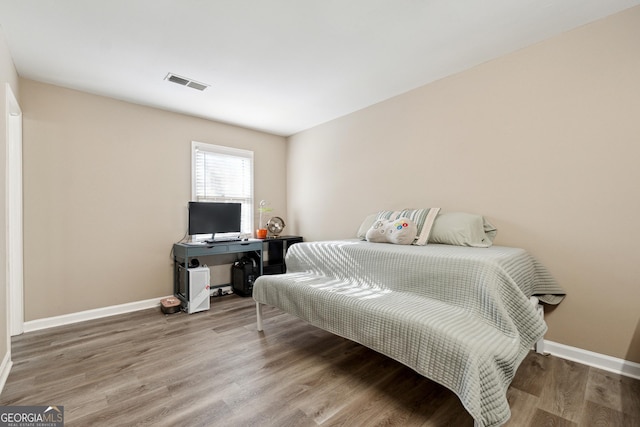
6;83;23;336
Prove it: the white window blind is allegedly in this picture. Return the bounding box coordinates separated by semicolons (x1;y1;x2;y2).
192;142;254;234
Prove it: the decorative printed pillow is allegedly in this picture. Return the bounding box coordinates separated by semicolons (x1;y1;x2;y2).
375;208;440;245
365;218;417;245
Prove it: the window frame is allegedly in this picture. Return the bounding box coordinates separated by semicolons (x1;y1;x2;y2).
191;141;254;237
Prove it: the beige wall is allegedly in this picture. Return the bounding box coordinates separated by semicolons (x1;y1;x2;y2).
287;7;640;362
21;79;287;320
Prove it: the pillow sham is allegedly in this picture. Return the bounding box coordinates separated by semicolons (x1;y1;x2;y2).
356;213;378;239
376;208;440;245
428;212;497;247
365;218;417;245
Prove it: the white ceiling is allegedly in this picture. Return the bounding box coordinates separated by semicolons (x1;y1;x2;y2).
1;1;638;136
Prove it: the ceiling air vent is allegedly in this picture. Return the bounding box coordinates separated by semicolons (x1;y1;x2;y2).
164;73;209;91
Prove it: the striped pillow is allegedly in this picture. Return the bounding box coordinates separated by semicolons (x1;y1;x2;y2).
376;208;440;245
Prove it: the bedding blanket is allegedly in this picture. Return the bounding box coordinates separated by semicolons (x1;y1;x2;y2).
252;239;565;427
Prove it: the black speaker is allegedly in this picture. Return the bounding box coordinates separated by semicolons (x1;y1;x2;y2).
231;256;258;297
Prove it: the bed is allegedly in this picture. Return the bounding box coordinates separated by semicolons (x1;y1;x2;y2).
253;239;564;426
252;237;565;427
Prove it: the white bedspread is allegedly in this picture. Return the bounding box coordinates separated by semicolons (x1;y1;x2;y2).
253;239;565;426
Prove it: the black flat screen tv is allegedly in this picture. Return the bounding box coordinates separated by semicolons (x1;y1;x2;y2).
188;202;242;240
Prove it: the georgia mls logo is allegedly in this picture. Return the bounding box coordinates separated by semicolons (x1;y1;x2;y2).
0;405;64;426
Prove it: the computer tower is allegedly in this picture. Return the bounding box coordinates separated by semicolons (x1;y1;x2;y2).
179;265;210;314
232;256;258;297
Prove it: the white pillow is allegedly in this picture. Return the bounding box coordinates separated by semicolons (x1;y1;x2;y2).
428;212;497;247
356;213;378;239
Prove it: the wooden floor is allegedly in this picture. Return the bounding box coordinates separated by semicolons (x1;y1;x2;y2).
1;295;638;427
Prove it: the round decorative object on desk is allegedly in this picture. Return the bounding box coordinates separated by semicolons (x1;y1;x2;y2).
266;217;286;237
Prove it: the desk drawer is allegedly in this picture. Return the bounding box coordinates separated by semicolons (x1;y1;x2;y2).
187;245;230;256
173;241;262;259
177;243;262;258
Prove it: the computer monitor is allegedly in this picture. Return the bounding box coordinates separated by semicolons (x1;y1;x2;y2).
188;202;242;240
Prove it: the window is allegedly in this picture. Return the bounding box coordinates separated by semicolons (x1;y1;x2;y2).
192;141;254;235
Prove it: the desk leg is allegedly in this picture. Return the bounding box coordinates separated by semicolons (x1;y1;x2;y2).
256;302;264;331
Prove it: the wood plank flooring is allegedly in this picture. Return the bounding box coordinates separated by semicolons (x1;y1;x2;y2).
1;295;638;426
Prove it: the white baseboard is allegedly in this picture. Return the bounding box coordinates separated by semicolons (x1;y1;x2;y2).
544;340;640;380
0;350;13;395
23;296;172;333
